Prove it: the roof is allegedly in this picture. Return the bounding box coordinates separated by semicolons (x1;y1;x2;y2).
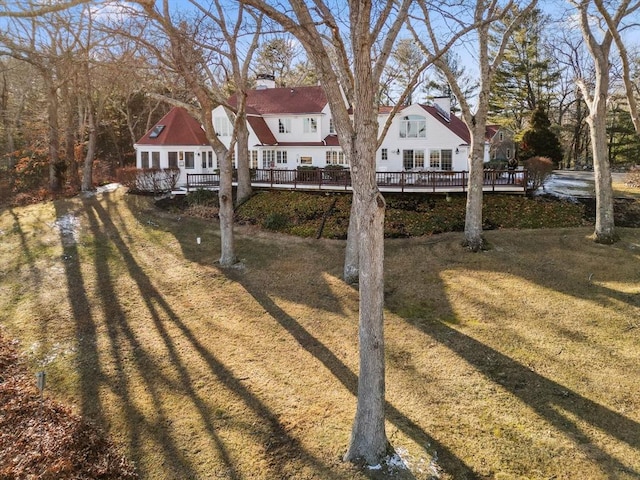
231;86;328;115
136;107;209;146
418;105;471;144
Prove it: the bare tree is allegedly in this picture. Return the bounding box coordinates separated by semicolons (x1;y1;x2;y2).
0;0;91;18
187;0;262;205
0;7;83;191
409;0;537;251
571;0;639;243
241;0;438;467
592;0;640;135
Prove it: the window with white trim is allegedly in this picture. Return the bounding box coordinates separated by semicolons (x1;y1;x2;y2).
399;115;426;138
214;116;232;136
168;151;178;168
184;151;195;169
403;150;425;170
326;150;348;165
329;118;336;134
140;151;149;168
303;117;318;133
429;149;452;170
278;118;291;133
381;148;388;161
250;150;258;169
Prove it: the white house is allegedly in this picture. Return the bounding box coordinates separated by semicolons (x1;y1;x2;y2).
134;75;491;185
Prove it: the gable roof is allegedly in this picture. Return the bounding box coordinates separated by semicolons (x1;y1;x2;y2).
136;107;209;146
231;86;328;115
418;105;471;144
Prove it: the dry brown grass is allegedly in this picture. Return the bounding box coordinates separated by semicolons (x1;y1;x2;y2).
0;187;639;479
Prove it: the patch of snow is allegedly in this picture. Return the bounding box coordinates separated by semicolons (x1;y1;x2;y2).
96;183;120;194
367;463;382;470
52;213;80;247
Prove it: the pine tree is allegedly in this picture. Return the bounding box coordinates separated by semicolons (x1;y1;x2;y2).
489;8;560;132
520;105;563;165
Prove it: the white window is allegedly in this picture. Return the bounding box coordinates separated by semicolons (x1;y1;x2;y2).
168;151;178;168
262;150;285;167
214;116;232;136
184;151;195;169
278;118;291;133
303;117;318;133
250;150;258;169
399;115;426;138
381;148;388;161
329;118;336;134
263;150;275;168
326;150;348;165
151;152;160;168
429;149;452;170
140;151;149;169
403;150;424;170
207;151;214;168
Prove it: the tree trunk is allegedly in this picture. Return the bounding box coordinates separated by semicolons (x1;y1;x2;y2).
588;91;617;243
235;113;252;205
343;199;359;284
217;147;237;266
46;80;64;191
81;107;96;192
344;155;388;465
463;126;486;251
344;34;389;462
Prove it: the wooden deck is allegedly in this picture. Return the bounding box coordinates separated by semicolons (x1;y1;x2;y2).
184;168;528;194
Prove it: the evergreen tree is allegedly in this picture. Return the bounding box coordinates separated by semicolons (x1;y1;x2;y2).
489;8;560;132
520;104;563;165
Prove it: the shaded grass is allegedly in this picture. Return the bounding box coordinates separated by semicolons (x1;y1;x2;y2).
0;187;639;479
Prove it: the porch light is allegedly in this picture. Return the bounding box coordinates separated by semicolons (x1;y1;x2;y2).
394;149;400;155
455;148;459;154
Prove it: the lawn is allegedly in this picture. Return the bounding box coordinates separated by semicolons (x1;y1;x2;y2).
1;187;639;479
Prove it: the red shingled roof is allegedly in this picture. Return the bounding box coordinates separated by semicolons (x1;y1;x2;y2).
231;86;328;115
419;105;471;144
136;107;209;146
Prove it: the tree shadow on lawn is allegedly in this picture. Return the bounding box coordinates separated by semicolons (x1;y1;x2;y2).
54;194;341;480
223;265;481;479
126;193;640;477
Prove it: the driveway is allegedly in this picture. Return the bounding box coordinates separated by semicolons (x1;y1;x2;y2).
542;170;627;198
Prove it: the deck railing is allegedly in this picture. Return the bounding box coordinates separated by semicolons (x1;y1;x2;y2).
186;168;528;193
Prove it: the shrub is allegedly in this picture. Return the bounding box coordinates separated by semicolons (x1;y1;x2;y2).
263;212;290;231
12;151;49;192
524;156;555;191
485;159;508;170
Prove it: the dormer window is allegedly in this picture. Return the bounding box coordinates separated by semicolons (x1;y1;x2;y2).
399;115;426;138
214;116;232;136
278;118;291;133
303;117;318;133
329;118;336;134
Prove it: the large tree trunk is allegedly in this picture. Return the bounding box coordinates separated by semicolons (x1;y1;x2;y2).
588;89;617;243
235;113;252;205
217;147;237;266
344;32;389;463
464;132;485;251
